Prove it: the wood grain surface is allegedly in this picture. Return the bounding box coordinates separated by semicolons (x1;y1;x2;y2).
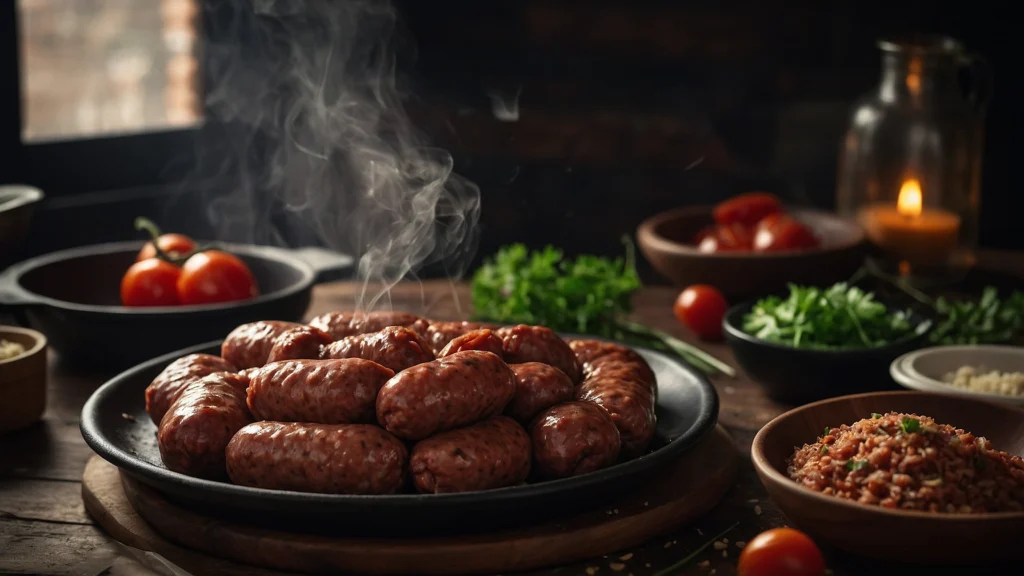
4;253;1024;575
81;426;736;576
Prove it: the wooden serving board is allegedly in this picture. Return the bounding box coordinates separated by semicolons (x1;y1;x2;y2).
82;425;736;576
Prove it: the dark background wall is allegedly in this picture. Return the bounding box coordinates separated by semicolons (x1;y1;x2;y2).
9;0;1020;282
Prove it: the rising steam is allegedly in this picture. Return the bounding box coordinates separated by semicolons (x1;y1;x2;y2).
198;0;480;312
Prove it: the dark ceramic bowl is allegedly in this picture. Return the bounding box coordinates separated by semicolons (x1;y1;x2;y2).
636;206;865;301
723;299;933;404
0;185;44;266
0;241;352;369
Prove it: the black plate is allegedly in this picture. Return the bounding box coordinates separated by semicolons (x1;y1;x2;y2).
81;338;719;536
0;241;352;369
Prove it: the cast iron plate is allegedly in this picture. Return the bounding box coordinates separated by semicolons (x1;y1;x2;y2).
81;337;718;535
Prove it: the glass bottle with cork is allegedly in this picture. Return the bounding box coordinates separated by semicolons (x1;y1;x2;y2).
836;35;991;286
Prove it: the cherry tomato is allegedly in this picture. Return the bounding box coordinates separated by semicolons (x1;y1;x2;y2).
692;225;718;245
697;223;754;253
737;528;826;576
713;192;782;227
137;233;196;261
673;284;728;340
177;250;258;305
121;258;182;307
753;215;820;252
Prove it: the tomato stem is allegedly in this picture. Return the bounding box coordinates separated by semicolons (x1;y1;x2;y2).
134;217;163;243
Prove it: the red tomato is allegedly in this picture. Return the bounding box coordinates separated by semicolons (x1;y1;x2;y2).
121;259;182;307
753;215;820;252
177;250;259;305
738;528;827;576
692;225;718;245
697;223;753;253
137;233;196;261
713;192;782;227
673;285;728;340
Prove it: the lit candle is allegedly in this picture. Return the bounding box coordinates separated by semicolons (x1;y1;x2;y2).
857;178;961;267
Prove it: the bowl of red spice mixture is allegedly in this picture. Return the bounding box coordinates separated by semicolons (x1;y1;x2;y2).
789;412;1024;513
752;391;1024;564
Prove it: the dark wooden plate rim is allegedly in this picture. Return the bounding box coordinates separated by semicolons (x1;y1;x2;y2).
81;336;719;506
752;390;1024;521
637;206;866;259
722;299;934;356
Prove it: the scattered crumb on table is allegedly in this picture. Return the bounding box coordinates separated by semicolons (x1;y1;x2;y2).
697;560;710;569
121;413;136;422
713;541;727;551
697;528;703;536
618;553;633;561
585;567;598;575
736;541;746;549
754;505;762;515
609;562;625;572
722;550;728;558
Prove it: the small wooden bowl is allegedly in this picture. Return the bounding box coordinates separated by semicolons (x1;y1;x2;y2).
636;206;865;301
0;326;48;435
751;391;1024;564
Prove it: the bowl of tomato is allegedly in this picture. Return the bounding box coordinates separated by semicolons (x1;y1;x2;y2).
636;192;866;301
0;237;352;369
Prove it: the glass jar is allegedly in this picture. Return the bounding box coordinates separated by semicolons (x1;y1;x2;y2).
836;36;991;282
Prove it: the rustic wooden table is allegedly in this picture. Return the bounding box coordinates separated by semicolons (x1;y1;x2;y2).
3;251;1023;575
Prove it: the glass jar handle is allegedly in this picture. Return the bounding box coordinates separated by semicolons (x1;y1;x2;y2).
961;52;993;113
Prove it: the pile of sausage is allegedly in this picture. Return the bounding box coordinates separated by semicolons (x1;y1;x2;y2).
144;311;658;495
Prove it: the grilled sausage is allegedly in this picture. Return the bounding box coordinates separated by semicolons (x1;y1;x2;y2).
157;372;252;479
247;358;394;424
496;324;581;383
222;321;304;369
308;310;428;340
410;416;531;493
225;421;407;494
505;362;574;424
424;321;496;354
266;325;334;363
530;401;621;479
145;354;237;424
376;350;516;441
321;326;435;372
575;376;656;459
569;339;656;391
437;328;504;358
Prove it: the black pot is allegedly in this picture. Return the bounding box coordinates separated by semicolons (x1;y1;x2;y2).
723;299;934;404
0;241;352;369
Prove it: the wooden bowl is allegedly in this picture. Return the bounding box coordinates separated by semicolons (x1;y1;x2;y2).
751;391;1024;564
636;206;866;300
0;326;47;435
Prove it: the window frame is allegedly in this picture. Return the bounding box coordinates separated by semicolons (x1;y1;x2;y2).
0;1;220;196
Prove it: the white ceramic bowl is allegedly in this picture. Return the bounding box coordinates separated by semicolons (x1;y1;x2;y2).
890;345;1024;407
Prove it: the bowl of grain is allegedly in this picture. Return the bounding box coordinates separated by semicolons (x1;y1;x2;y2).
752;390;1024;565
890;345;1024;407
0;326;47;435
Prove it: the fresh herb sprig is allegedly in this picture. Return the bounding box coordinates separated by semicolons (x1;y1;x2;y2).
471;239;734;377
741;283;919;349
853;267;1024;346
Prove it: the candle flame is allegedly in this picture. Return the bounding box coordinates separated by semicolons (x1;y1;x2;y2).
897;179;922;218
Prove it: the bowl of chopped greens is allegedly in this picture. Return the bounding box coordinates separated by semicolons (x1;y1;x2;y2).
723;282;933;403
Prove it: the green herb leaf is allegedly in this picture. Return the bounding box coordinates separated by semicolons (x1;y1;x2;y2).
470;239;733;377
823;426;830;437
900;417;921;434
845;459;869;472
740;283;918;349
820;445;829;454
871;412;882;419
